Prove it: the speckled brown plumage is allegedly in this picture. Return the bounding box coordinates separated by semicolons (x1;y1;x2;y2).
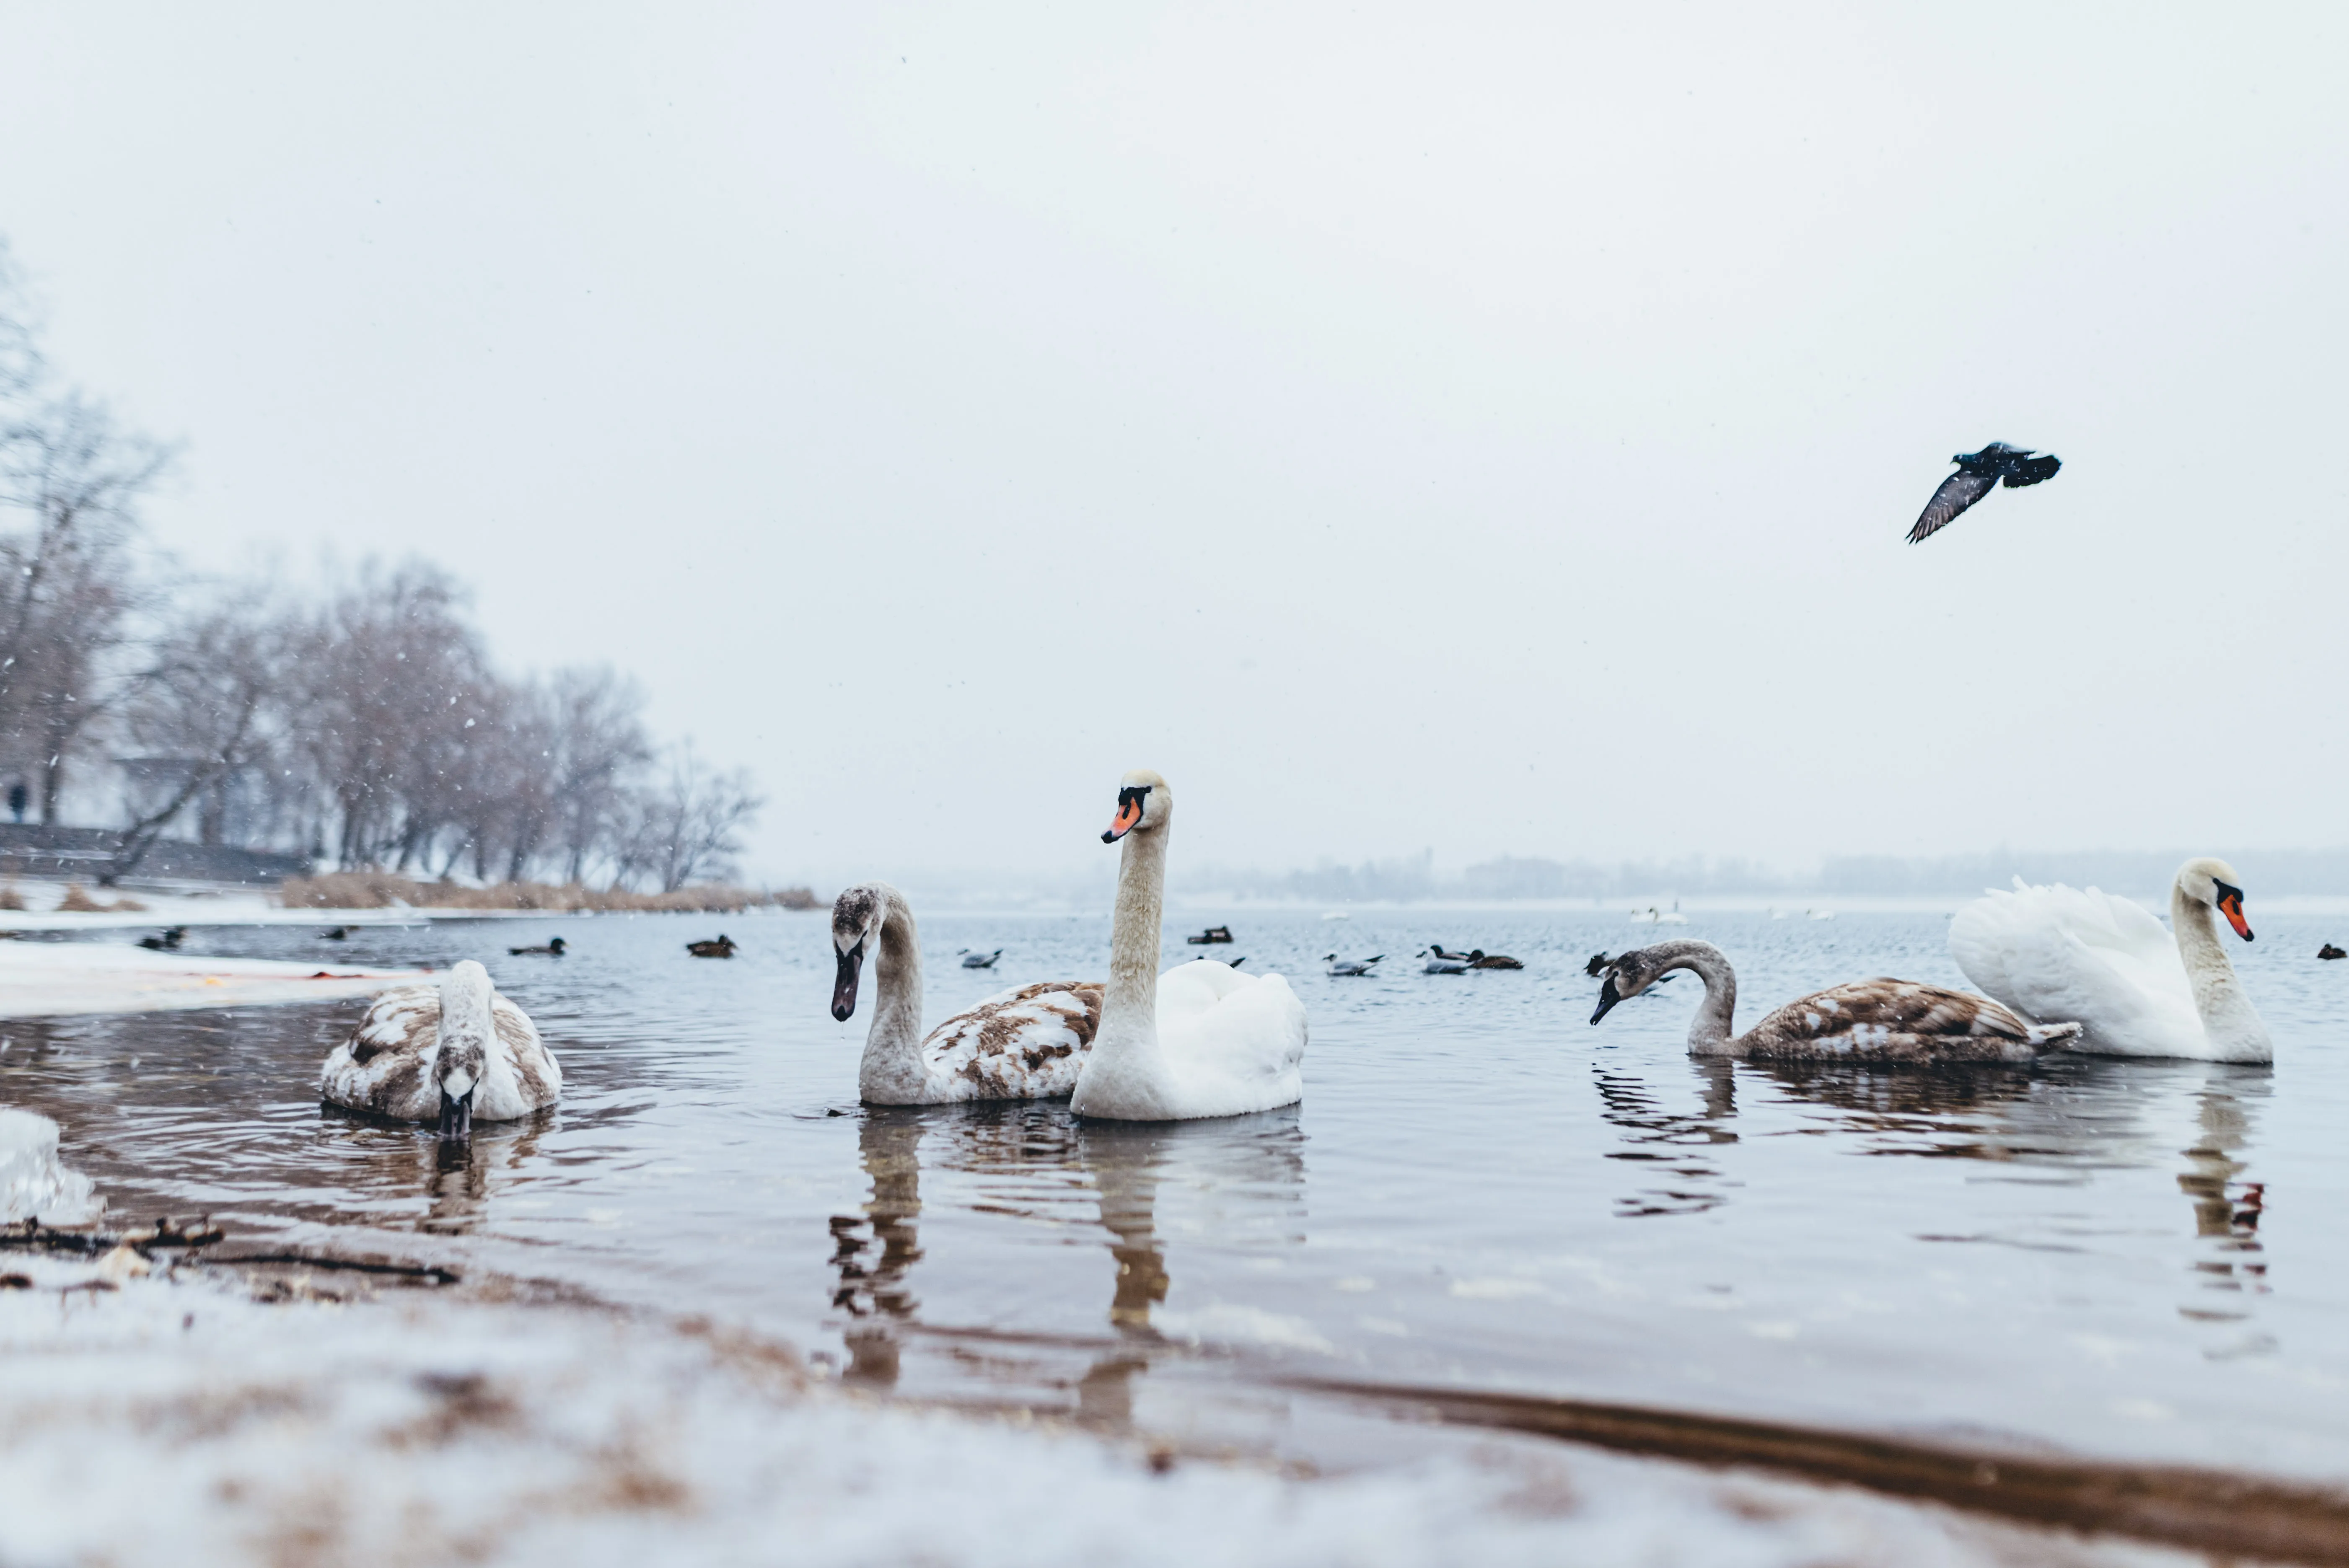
1593;940;2082;1064
321;981;562;1122
927;980;1103;1098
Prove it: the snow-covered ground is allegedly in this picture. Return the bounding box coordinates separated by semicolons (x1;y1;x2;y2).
0;939;427;1018
0;1241;2191;1568
0;881;412;930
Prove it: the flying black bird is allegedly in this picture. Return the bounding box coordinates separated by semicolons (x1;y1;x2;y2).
1907;442;2062;543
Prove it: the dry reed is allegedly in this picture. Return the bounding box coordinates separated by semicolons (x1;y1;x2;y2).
56;883;148;913
277;873;818;915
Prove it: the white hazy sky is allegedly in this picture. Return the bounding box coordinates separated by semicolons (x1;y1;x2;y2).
0;4;2343;886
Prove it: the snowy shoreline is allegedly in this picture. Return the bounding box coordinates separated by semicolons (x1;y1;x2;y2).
0;1234;2200;1568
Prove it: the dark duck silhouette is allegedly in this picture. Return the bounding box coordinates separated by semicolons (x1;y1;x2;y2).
509;936;567;957
137;926;187;952
1585;952;1611;978
1907;442;2062;543
686;934;737;958
321;926;351;942
2321;944;2346;961
1185;926;1234;944
1467;949;1523;970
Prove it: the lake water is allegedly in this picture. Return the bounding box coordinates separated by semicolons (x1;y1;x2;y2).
6;904;2348;1489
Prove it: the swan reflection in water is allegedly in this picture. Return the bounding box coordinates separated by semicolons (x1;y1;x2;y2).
314;1102;555;1237
827;1103;1308;1425
1606;1055;2274;1343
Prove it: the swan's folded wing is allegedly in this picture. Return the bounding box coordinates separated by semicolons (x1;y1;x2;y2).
1157;958;1252;1030
1955;881;2201;1053
1169;972;1308;1084
492;993;562;1102
320;985;439;1117
921;980;1103;1098
1744;980;2040;1049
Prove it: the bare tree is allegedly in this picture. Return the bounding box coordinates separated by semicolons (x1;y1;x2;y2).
0;394;171;821
616;742;763;893
544;667;653;884
293;561;495;869
108;587;292;880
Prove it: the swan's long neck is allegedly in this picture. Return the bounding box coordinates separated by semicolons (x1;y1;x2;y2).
1093;825;1171;1069
2170;878;2268;1052
857;887;930;1102
1656;942;1738;1055
436;961;494;1094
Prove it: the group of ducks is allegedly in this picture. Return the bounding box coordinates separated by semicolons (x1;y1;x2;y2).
314;768;2277;1144
1322;946;1524;977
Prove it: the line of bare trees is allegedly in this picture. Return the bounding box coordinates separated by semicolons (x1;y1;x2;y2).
0;238;762;890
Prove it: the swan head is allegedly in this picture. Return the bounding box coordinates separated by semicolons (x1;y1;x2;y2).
2178;857;2254;941
830;883;890;1021
1101;769;1171;843
433;960;495;1141
1589;944;1693;1023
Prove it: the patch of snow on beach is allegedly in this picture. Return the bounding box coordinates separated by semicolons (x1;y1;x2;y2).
0;1258;2191;1568
0;1110;98;1224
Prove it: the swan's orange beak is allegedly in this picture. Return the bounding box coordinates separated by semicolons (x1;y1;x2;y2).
1103;795;1143;843
2216;883;2253;941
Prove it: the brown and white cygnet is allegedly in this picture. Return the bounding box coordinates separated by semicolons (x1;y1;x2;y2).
320;960;561;1138
1590;940;2081;1063
831;883;1100;1104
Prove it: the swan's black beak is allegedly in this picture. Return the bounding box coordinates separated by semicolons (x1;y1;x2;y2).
435;1087;474;1141
2215;881;2253;941
832;941;865;1022
1590;975;1624;1025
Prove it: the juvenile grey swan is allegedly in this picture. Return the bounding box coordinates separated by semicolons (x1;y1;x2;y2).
832;882;1100;1104
321;960;560;1138
1590;940;2082;1063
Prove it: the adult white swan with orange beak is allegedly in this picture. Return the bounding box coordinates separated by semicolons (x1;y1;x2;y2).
1948;857;2271;1063
1070;770;1309;1121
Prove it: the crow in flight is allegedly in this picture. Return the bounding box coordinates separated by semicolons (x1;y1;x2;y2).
1907;442;2062;543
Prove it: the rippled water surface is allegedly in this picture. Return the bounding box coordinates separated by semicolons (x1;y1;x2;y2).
8;906;2349;1479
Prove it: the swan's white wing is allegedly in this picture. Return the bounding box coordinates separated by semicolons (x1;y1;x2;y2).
920;980;1103;1100
1157;958;1252;1029
320;985;440;1119
1160;970;1308;1118
1950;882;2202;1056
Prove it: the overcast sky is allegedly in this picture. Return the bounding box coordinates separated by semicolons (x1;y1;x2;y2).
0;5;2342;886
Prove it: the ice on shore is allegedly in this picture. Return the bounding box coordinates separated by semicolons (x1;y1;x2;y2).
0;1109;98;1225
0;1257;2183;1568
0;941;428;1019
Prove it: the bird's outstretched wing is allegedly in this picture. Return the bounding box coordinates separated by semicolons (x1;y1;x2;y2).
2004;453;2061;488
1907;469;1997;543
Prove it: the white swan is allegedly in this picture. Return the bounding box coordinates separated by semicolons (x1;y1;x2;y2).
1948;857;2270;1063
1070;770;1309;1121
321;960;560;1137
831;882;1101;1104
